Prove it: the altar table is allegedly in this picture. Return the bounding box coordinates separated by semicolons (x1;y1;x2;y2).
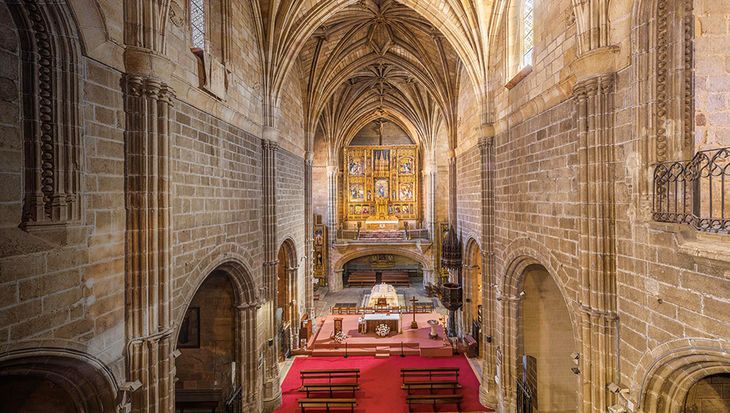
363;313;400;335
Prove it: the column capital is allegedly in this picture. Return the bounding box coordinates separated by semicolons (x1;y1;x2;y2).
569;46;620;87
123;47;174;81
262;126;279;144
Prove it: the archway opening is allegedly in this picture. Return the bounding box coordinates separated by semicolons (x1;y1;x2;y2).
276;241;298;362
343;254;423;289
517;264;578;413
684;373;730;412
176;270;237;411
0;354;117;413
464;241;483;357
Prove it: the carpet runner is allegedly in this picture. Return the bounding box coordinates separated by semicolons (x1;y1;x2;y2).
274;355;494;412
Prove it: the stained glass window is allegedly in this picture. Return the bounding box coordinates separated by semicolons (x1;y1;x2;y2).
522;0;534;67
190;0;205;49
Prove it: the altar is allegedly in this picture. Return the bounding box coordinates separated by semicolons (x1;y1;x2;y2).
363;313;400;335
365;283;399;307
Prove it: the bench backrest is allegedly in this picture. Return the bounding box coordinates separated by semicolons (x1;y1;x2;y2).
300;369;360;384
400;367;459;382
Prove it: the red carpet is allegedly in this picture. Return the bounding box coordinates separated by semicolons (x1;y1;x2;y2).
274;355;493;413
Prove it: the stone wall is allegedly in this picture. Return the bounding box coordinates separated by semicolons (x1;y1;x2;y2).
684;374;730;413
276;148;306;312
694;0;730;150
0;0;127;378
457;144;482;245
170;100;265;322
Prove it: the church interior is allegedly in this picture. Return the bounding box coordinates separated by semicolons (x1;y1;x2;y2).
0;0;729;412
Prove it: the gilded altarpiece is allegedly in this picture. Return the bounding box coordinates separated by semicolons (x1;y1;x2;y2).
343;145;419;224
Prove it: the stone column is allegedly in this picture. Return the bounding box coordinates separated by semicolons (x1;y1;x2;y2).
261;129;281;410
422;155;437;238
237;302;261;412
422;269;433;288
574;74;618;413
447;151;458;227
123;74;175;413
331;269;344;292
478;136;498;406
304;155;315;317
326;164;339;241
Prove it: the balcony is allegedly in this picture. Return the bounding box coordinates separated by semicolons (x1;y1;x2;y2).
653;147;730;233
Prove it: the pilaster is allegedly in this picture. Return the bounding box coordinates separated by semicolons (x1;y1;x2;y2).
448;151;458;227
304;154;315;317
478;135;498;407
261;130;281;410
574;73;619;413
123;74;175;413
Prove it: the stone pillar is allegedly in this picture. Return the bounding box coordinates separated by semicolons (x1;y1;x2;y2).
331;269;344;292
422;155;437;238
261;130;281;410
123;74;175;413
478;136;498;407
422;269;434;288
447;152;457;227
304;155;315;317
574;74;618;413
237;302;261;412
326;165;339;241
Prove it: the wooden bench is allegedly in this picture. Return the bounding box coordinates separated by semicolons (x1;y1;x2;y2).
382;272;410;286
401;367;460;383
297;398;357;413
299;383;359;397
401;380;461;394
347;272;376;287
300;368;361;387
405;394;463;412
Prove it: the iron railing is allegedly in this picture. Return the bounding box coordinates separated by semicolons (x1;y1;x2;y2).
653;147;730;233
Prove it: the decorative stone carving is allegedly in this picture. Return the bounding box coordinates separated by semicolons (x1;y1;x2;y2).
654;0;695;162
8;0;83;228
169;1;185;28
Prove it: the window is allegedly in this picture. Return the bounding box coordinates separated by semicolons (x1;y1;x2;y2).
190;0;205;50
521;0;534;68
505;0;535;88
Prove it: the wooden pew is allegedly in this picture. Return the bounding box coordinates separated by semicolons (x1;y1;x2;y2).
347;272;376;287
401;367;462;395
299;383;358;398
381;272;410;286
405;394;463;412
297;398;357;413
401;367;460;383
300;368;361;387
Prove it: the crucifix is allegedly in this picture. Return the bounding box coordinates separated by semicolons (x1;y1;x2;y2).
410;296;418;329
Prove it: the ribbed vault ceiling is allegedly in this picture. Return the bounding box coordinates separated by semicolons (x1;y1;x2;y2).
297;0;464;156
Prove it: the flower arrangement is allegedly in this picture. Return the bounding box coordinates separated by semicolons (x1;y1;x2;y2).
332;331;349;344
375;323;391;337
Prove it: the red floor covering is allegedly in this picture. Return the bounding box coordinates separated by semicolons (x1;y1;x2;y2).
274;355;494;413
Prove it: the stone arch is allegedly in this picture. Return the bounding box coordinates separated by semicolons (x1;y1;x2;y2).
3;0;84;227
0;348;118;413
463;237;484;340
499;243;580;412
632;338;730;413
333;247;434;274
276;237;299;359
174;259;260;411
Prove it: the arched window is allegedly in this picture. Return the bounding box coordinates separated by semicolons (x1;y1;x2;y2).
521;0;534;68
506;0;535;88
190;0;205;50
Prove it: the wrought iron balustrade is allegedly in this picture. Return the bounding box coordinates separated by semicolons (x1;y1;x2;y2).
653;147;730;233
